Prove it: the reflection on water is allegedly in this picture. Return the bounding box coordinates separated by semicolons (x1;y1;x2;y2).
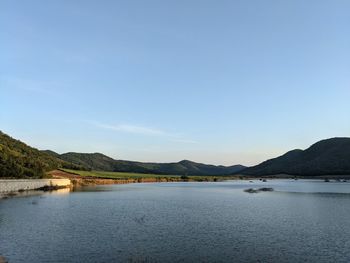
1;187;71;199
225;179;350;194
51;187;71;195
1;180;350;263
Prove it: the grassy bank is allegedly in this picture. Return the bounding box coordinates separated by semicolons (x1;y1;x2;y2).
60;168;233;182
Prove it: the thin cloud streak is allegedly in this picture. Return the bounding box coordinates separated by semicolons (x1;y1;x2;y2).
1;76;60;95
172;139;198;144
93;122;165;136
89;121;198;144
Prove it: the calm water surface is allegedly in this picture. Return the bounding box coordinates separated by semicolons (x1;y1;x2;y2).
1;180;350;262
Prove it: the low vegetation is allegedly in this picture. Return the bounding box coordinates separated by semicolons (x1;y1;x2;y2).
62;169;175;179
61;168;225;182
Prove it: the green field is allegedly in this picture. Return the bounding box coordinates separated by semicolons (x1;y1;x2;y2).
60;168;229;181
61;169;179;179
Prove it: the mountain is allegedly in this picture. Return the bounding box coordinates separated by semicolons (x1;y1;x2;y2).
59;152;116;171
0;131;80;178
241;138;350;176
4;131;350;178
53;152;246;176
1;131;244;178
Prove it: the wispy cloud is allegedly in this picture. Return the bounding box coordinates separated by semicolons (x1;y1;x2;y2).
1;76;60;95
88;121;198;144
172;139;198;144
92;122;166;136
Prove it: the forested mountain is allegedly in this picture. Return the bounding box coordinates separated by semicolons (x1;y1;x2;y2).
0;131;245;178
8;131;350;178
0;131;79;178
241;138;350;176
52;152;246;176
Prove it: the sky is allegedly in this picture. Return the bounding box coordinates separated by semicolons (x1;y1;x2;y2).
1;0;350;166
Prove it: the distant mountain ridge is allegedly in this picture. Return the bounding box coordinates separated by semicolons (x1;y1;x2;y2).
241;138;350;176
48;151;246;176
1;131;245;178
3;130;350;178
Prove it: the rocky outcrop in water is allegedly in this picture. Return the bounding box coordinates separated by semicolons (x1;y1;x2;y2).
244;187;274;193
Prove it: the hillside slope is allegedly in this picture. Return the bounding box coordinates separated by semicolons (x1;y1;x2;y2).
50;152;245;176
59;152;116;171
0;131;78;178
241;138;350;176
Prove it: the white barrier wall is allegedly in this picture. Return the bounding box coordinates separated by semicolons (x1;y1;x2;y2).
0;179;71;193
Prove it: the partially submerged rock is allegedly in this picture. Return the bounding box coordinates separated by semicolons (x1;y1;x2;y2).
244;188;259;193
259;187;274;192
244;187;274;193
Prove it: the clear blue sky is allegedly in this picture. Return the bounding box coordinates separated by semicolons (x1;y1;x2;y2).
1;0;349;166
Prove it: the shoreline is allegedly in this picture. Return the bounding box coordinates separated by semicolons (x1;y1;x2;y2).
49;169;228;187
0;178;71;197
2;170;349;199
0;169;233;198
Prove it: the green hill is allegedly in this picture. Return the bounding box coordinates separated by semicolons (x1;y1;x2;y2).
241;138;350;176
4;131;350;178
54;152;246;176
0;131;79;178
59;152;116;171
0;130;245;178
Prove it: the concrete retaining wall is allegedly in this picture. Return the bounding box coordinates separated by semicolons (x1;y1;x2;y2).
0;179;71;193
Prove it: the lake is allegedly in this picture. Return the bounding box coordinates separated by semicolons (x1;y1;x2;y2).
1;179;350;262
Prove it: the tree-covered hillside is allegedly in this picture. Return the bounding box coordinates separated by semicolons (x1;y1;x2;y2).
0;130;245;178
51;152;245;176
241;138;350;176
0;131;78;178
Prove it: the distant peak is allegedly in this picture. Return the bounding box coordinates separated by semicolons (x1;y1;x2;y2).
179;160;195;164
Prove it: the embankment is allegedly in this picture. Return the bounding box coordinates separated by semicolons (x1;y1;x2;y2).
48;169;210;187
0;179;71;193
